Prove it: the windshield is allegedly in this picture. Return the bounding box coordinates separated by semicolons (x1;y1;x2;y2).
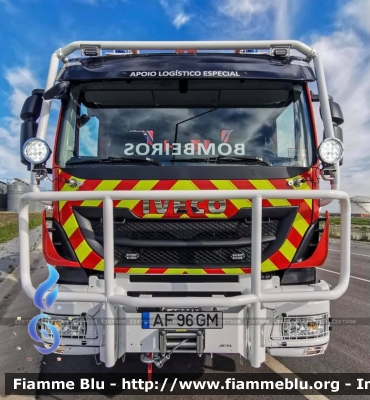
56;80;315;167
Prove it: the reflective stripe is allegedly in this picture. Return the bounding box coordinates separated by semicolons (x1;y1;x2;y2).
261;259;279;272
292;212;310;236
116;200;140;209
210;180;253;209
94;260;104;271
80;180;121;207
229;199;252;209
57;174;314;274
170;180;199;191
279;239;296;262
205;213;227;219
223;268;244;274
210;180;238;191
249;180;291;206
132;180;159;191
75;240;92;263
116;180;159;208
128;268;149;274
63;214;79;238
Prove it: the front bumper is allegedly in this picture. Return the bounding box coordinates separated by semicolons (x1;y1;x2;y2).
41;277;331;359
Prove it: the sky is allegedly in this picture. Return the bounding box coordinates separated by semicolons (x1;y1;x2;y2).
0;0;369;202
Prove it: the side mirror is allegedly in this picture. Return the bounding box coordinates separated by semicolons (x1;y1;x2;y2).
329;101;344;126
20;89;44;168
43;81;70;101
320;101;344;141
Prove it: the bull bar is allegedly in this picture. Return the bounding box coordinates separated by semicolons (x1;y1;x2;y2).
19;189;350;367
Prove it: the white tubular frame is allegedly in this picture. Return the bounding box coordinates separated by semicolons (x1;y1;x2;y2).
36;41;335;152
35;40;339;200
19;189;350;367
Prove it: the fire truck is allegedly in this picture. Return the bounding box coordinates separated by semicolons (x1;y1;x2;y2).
18;41;351;369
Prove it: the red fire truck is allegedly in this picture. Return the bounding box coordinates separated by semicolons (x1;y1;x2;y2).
18;41;350;369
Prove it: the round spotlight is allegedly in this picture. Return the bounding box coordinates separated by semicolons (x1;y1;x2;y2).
318;138;344;164
22;138;51;164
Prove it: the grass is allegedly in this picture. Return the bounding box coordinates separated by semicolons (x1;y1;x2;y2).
330;217;370;226
327;217;370;242
0;212;43;244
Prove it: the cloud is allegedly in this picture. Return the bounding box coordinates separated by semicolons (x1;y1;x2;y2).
0;67;41;180
309;25;370;198
341;0;370;34
210;0;299;40
219;0;273;16
159;0;191;28
173;13;190;28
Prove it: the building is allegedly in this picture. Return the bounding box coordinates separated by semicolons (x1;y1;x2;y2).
350;196;370;217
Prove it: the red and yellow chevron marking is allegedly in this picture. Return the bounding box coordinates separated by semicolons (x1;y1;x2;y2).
55;169;314;274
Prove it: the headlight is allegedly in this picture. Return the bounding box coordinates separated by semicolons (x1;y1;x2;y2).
43;316;86;338
318;138;344;164
22;138;51;164
281;314;328;339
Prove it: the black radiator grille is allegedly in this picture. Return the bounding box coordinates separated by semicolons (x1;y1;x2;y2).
90;219;279;241
89;218;280;266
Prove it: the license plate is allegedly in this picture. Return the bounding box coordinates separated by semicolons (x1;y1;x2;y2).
142;311;223;329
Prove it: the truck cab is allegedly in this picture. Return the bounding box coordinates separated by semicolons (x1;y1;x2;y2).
19;41;350;368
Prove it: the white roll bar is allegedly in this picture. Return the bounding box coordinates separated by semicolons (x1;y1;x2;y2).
36;41;336;170
19;189;350;305
19;189;350;367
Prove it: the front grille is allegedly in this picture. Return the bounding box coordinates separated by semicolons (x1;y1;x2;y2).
91;219;279;241
88;218;281;266
115;243;271;265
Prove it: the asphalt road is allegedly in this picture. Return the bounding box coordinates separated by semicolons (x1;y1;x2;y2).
1;238;370;399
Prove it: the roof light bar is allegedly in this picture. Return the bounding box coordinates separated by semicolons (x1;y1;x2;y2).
174;49;197;54
270;45;291;57
106;49;140;56
81;45;102;57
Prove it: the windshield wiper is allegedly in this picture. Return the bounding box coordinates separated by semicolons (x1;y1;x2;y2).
66;156;162;166
170;155;272;166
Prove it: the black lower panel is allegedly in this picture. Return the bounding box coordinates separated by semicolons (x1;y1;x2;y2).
115;244;271;264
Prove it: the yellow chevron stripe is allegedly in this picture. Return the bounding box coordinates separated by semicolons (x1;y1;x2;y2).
210;180;237;190
116;180;159;208
229;199;252;209
261;259;279;272
143;214;165;219
116;200;140;209
63;214;79;238
210;180;252;210
75;240;92;263
205;213;227;219
163;268;205;275
94;260;104;271
249;180;291;206
222;268;245;274
279;239;297;262
292;212;309;236
133;180;160;190
170;180;199;190
80;180;121;207
128;268;149;274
